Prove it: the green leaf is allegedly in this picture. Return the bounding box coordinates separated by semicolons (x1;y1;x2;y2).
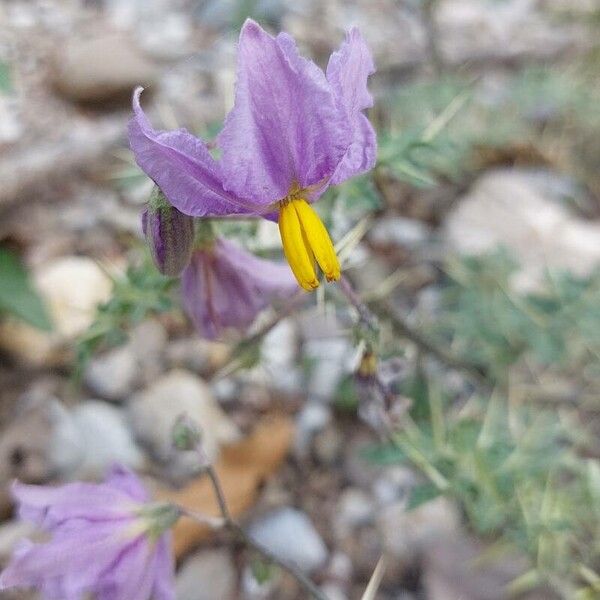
407;482;442;510
0;249;52;330
250;558;276;585
360;442;406;466
0;61;12;94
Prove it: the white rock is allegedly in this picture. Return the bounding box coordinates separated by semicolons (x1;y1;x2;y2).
128;370;239;478
294;402;331;457
248;508;328;573
372;467;419;505
260;319;302;392
369;217;431;249
51;400;143;478
436;0;581;64
53;33;158;103
445;169;600;292
334;488;375;538
176;548;236;600
304;337;353;401
377;497;460;563
320;583;348;600
84;345;138;401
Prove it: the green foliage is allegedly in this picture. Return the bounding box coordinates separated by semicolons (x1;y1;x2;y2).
74;254;176;380
0;249;52;331
431;250;600;383
364;251;600;596
0;61;12;94
367;388;598;597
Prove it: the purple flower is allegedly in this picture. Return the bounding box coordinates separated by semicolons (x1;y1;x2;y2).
182;237;298;339
129;20;376;291
142;186;195;277
0;466;177;600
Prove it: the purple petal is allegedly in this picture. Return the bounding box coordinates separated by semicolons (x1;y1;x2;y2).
0;521;131;593
11;481;139;528
104;465;150;503
128;87;252;217
218;19;351;204
96;537;157;600
182;239;298;339
326;28;377;185
151;534;176;600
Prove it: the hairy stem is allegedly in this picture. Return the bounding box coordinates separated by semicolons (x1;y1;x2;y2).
338;275;489;389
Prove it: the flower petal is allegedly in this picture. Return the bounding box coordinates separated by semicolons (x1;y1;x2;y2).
218;19;351;203
0;522;129;593
105;465;149;503
96;537;156;600
326;28;377;185
12;481;138;528
128;87;251;217
182;239;298;339
151;534;176;600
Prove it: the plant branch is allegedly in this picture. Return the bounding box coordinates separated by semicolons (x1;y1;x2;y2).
185;464;329;600
338;275;489;389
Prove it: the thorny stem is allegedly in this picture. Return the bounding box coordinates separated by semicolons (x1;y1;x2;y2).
184;463;329;600
338;275;489;389
370;299;490;388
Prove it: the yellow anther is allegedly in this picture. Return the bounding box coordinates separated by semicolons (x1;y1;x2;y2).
293;199;340;282
278;198;341;291
279;200;319;291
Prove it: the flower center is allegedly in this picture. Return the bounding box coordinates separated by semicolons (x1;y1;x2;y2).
278;197;340;291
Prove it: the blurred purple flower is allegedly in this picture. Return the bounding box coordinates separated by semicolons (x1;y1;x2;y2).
182;237;298;339
0;465;177;600
129;19;376;290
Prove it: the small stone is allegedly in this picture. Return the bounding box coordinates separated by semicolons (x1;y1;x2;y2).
248;508;328;573
52;33;158;104
372;467;418;506
377;497;460;565
423;533;532;600
65;401;144;478
320;583;348;600
334;488;375;538
294;402;331;457
176;548;237;600
84;345;137;402
436;0;582;64
260;319;302;392
127;370;239;479
304;337;353;401
0;399;62;487
369;217;431;249
313;426;344;466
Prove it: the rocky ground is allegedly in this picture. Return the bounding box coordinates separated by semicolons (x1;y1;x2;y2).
1;0;599;599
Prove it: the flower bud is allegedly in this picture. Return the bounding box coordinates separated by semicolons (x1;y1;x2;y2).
143;186;194;276
172;413;202;451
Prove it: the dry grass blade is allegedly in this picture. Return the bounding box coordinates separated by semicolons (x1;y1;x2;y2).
361;556;386;600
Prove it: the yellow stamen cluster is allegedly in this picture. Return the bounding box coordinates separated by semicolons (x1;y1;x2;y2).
278;198;341;291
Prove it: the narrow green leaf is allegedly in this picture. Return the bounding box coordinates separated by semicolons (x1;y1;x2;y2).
407;482;442;510
0;249;52;330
